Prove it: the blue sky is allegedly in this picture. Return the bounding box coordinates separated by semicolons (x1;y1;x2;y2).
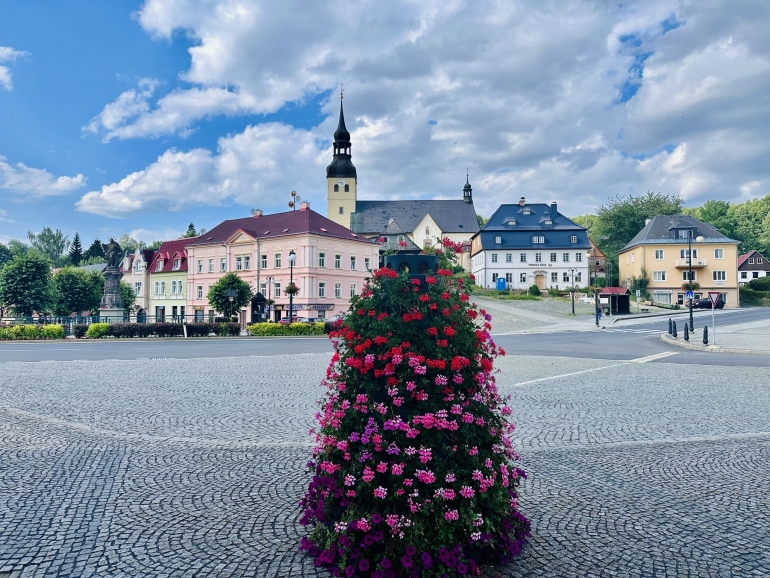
1;0;769;250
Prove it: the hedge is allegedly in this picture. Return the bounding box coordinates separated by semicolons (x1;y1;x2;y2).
247;322;324;336
86;323;112;339
0;324;66;340
748;276;770;291
739;286;770;307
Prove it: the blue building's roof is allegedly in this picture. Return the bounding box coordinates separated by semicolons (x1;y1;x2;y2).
472;202;590;252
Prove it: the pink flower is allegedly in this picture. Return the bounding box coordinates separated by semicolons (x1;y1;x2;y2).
374;486;387;499
403;478;413;486
376;461;388;473
468;446;479;456
406;381;416;391
460;486;475;498
445;473;456;482
344;475;356;486
391;463;404;475
363;466;375;483
484;458;493;469
434;375;448;386
444;510;459;521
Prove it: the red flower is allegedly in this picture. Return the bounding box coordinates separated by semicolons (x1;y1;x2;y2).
419;294;430;302
427;327;438;336
443;326;456;337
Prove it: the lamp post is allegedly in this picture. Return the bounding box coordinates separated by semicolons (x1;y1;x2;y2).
590;249;599;327
569;268;577;315
266;276;274;322
224;289;236;320
288;250;296;322
687;233;705;331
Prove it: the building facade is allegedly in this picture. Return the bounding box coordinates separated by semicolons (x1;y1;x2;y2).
618;215;740;307
324;94;479;270
738;250;770;285
119;248;155;321
470;198;591;290
148;239;191;322
185;204;379;322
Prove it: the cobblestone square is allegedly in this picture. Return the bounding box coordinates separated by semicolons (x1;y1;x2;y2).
1;352;768;577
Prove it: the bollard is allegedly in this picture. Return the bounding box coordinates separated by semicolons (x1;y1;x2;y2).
672;321;677;338
668;318;673;334
684;324;689;341
703;325;708;345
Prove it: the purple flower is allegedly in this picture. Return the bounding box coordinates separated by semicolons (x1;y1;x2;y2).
401;555;413;568
420;552;433;569
364;534;376;546
380;558;392;569
457;562;468;574
359;559;370;572
372;512;382;524
350;548;361;559
345;565;356;577
405;545;417;556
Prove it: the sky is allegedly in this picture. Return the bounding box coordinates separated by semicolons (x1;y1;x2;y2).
1;0;769;248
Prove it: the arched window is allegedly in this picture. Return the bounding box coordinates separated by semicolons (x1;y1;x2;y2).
344;184;349;192
425;227;430;235
334;184;339;192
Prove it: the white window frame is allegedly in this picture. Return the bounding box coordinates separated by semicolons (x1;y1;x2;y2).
535;252;542;263
562;253;570;262
274;283;281;298
350;256;356;270
575;253;582;262
319;252;326;268
135;282;142;296
156;261;163;272
173;259;180;270
350;283;357;298
319;282;326;298
236;256;243;271
491;253;498;263
713;271;727;281
220;257;227;272
244;255;250;270
364;257;370;271
494;235;502;244
505;253;512;263
335;254;341;269
680;249;698;259
682;271;697;281
714;248;724;259
197;259;203;273
520;253;527;263
197;285;203;299
570;235;577;243
261;254;267;269
653;271;667;282
208;258;214;273
274;253;282;268
550;253;557;262
551;272;558;282
655;250;664;260
519;273;526;283
334;282;341;298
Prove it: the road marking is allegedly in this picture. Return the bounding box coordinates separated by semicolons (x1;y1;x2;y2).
630;351;679;363
513;363;626;386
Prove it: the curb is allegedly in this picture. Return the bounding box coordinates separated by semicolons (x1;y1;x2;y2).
660;333;770;355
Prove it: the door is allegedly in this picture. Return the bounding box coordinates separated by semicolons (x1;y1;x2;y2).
535;274;546;290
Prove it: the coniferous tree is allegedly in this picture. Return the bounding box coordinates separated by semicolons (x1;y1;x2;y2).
69;233;84;266
84;238;104;261
183;223;197;238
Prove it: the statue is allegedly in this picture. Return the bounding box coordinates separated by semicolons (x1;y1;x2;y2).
99;237;123;317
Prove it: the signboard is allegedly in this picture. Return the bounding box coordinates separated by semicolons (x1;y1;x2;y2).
685;290;694;300
635;290;641;297
708;292;720;306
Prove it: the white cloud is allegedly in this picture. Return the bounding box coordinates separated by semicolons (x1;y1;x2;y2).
0;46;28;91
0;209;14;223
0;155;86;196
83;0;770;217
128;228;184;243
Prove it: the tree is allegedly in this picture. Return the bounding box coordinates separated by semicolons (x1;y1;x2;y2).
183;223;197;238
118;234;145;255
147;240;162;250
0;243;12;270
476;214;488;228
51;268;102;315
207;272;252;319
571;214;597;233
0;253;52;316
120;281;137;317
8;239;29;258
84;238;104;261
68;232;84;266
27;227;69;263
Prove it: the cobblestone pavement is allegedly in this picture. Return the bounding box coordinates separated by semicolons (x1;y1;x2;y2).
1;353;769;577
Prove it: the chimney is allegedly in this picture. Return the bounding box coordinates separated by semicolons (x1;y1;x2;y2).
518;197;526;206
251;209;263;218
299;201;310;211
645;218;651;225
550;201;557;220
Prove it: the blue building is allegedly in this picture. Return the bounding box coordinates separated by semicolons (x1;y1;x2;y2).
470;197;591;291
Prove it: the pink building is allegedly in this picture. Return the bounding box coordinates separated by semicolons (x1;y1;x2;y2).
185;204;379;322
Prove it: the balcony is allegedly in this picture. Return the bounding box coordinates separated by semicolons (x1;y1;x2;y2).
674;258;707;268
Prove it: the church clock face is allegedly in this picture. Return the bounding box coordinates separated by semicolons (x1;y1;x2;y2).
337;179;346;186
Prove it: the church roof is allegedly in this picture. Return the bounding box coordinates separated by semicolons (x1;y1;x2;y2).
351;200;479;236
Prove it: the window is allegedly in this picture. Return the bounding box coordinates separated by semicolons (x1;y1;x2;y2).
350;283;357;298
335;254;341;269
160;281;166;295
339;206;344;215
236;256;243;270
713;271;727;281
171;281;176;294
749;258;755;264
535;253;542;263
563;272;569;282
576;272;582;282
758;258;764;264
350;256;356;270
506;253;512;263
259;282;266;296
563;253;570;262
156;260;163;272
714;248;724;259
491;253;498;263
653;271;667;281
197;259;203;273
494;236;502;244
208;258;214;272
532;235;544;244
274;283;281;298
274;253;282;268
550;253;557;262
680;249;698;259
173;259;180;270
334;184;339;192
197;285;203;299
520;253;527;263
319;252;326;268
135;282;142;296
492;273;498;282
365;257;370;271
570;235;577;243
136;262;143;273
551;272;558;282
753;272;760;278
631;253;635;263
335;283;341;298
520;273;527;283
522;209;532;215
741;271;748;279
679;230;688;238
655;250;664;260
575;253;582;262
682;271;696;281
220;257;227;272
154;281;160;295
260;254;267;269
344;184;350;192
319;282;326;298
244;256;250;270
505;273;512;283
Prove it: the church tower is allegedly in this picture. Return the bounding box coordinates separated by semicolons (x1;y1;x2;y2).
326;92;357;228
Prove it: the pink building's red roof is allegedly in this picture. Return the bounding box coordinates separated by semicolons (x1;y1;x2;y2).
149;238;193;273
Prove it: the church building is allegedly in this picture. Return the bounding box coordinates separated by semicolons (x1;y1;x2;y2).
325;94;479;270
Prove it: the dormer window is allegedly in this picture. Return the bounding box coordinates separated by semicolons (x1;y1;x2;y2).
544;219;553;225
532;235;545;244
172;259;181;270
506;220;516;226
570;235;577;243
156;260;163;272
494;236;502;244
522;209;532;215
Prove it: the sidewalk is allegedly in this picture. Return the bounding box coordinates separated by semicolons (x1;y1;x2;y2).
661;316;770;355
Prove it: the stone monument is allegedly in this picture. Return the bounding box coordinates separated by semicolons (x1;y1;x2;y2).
99;238;124;322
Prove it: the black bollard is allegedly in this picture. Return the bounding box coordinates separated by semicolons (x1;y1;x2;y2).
672;321;677;338
684;324;689;341
668;318;673;334
703;325;708;345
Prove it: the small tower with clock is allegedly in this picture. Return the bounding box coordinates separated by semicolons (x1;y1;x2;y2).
326;91;357;228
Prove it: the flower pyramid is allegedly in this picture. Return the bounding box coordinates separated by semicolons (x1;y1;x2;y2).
300;263;529;577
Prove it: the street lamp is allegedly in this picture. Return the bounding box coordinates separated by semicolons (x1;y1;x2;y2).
589;249;599;327
266;276;274;321
687;232;705;331
569;268;577;315
288;250;296;322
224;289;236;320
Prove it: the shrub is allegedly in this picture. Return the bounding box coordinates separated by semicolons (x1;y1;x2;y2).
154;322;184;338
41;324;66;339
505;293;541;301
528;284;541;296
748;276;770;291
214;322;241;336
85;323;111;339
288;322;324;336
247;323;286;336
186;322;215;337
300;266;529;576
740;286;770;307
73;324;88;338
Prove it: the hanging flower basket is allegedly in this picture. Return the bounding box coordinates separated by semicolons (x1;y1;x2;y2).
284;283;299;296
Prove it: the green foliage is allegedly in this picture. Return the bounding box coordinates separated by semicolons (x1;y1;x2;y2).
68;232;84;266
0;324;65;340
214;322;241;336
476;214;488;228
120;281;136;315
183;223;197;238
147;240;162;250
51;268;102;316
85;323;112;339
247;322;324;336
631;267;651;299
42;324;66;339
186;322;216;337
207;272;253;317
73;324;88;338
739;286;770;307
0;243;12;270
592;277;608;289
505;292;541;301
7;239;29;258
117;234;145;255
27;227;69;263
748;276;770;291
0;252;52;316
83;239;104;261
528;284;541;296
570;213;597;231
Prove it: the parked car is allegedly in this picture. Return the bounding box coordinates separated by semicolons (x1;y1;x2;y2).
692;297;724;309
324;314;347;334
304;317;325;324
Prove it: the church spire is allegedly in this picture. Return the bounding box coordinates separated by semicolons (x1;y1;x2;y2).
326;91;356;180
463;171;473;204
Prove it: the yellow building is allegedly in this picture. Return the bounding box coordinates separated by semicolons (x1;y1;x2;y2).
619;215;740;308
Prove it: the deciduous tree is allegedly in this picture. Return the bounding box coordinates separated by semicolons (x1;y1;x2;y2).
207;272;252;319
27;227;69;263
51;268;102;315
0;253;52;316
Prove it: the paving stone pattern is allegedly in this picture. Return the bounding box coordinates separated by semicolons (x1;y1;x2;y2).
1;354;768;577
